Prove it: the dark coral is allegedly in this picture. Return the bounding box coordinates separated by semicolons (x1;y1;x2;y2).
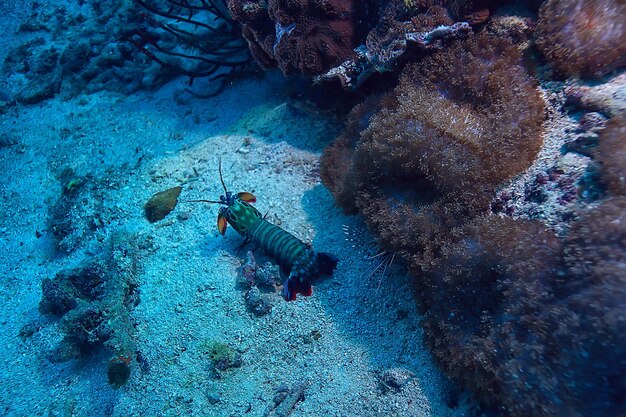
597;113;626;196
321;33;544;271
421;204;626;417
227;0;369;76
536;0;626;78
422;216;564;416
39;232;141;388
554;198;626;416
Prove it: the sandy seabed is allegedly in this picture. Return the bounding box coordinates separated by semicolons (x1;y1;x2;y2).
0;71;468;417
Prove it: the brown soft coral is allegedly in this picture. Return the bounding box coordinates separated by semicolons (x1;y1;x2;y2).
227;0;278;69
597;113;626;195
423;216;562;416
536;0;626;78
322;34;545;271
564;196;626;282
555;197;626;416
424;205;626;417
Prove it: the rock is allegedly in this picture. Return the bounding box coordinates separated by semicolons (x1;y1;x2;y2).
245;287;273;316
15;70;62;105
379;367;414;392
144;186;182;222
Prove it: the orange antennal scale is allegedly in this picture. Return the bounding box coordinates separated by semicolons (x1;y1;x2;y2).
237;192;257;203
217;212;228;235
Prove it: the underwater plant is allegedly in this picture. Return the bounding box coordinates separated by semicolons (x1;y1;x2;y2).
321;37;626;412
536;0;626;78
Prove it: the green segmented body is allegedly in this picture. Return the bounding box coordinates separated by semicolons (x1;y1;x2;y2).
250;219;308;272
222;198;311;273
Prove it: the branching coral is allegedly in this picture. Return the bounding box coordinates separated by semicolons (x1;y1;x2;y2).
322;33;544;271
320;5;626;417
536;0;626;78
322;25;626;416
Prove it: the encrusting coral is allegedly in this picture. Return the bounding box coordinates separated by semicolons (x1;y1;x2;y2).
535;0;626;78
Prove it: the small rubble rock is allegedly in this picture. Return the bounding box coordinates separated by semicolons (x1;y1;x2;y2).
206;392;221;405
378;367;415;392
237;251;281;289
262;382;308;417
245;287;273;316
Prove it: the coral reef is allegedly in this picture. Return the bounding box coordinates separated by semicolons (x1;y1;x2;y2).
536;0;626;78
227;0;370;76
39;232;142;388
2;0;253;104
322;33;544;271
